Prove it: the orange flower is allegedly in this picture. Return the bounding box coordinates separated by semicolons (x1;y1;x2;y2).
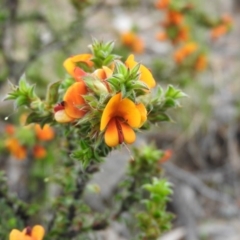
100;93;147;147
9;225;45;240
155;0;170;9
5;124;15;135
159;149;172;163
121;32;136;46
176;25;189;43
195;54;207;71
183;42;198;55
121;32;145;54
211;24;228;40
125;54;156;89
132;38;145;54
174;50;185;63
166;10;184;25
221;14;233;25
33;145;47;159
5;138;27;160
63;54;93;80
174;42;198;63
35;124;54;141
156;32;167;41
54;82;87;123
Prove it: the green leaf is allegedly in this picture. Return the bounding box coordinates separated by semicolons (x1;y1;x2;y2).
45;80;61;106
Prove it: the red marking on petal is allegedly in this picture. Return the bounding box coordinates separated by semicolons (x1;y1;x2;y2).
115;118;124;144
54;101;65;112
25;226;32;236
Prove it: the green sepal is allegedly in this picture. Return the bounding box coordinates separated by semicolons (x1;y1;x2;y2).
45;80;61;106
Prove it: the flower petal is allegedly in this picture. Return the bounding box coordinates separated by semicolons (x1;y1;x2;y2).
136;103;147;126
125;54;156;89
9;229;24;240
63;82;87;119
32;225;45;240
54;110;74;123
63;54;93;77
120;121;136;144
73;67;87;82
100;93;122;131
116;98;141;128
100;93;141;131
104;118;119;147
102;66;113;78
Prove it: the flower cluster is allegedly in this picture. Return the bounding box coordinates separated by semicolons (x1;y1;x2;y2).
120;31;145;54
155;0;233;72
54;42;155;147
4;120;54;160
155;0;190;44
211;14;233;40
6;39;185;157
4;39;185;239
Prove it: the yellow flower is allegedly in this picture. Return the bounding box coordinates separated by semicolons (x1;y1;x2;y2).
54;82;87;123
9;225;45;240
100;93;147;147
125;54;156;89
63;54;93;79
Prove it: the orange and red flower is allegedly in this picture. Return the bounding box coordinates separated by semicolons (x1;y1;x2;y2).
63;54;93;81
100;93;147;147
9;225;45;240
5;124;15;135
155;0;170;9
54;82;88;123
33;145;47;159
159;149;172;163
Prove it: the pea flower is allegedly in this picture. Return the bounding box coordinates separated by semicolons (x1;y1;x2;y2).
100;93;147;147
120;31;145;54
9;225;45;240
194;54;207;71
165;10;184;25
5;138;26;160
155;0;170;9
125;55;156;89
33;145;47;159
63;54;93;80
174;42;198;63
54;82;87;123
5;124;15;135
35;124;55;141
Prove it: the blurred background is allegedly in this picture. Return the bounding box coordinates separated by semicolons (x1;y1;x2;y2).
1;0;240;239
